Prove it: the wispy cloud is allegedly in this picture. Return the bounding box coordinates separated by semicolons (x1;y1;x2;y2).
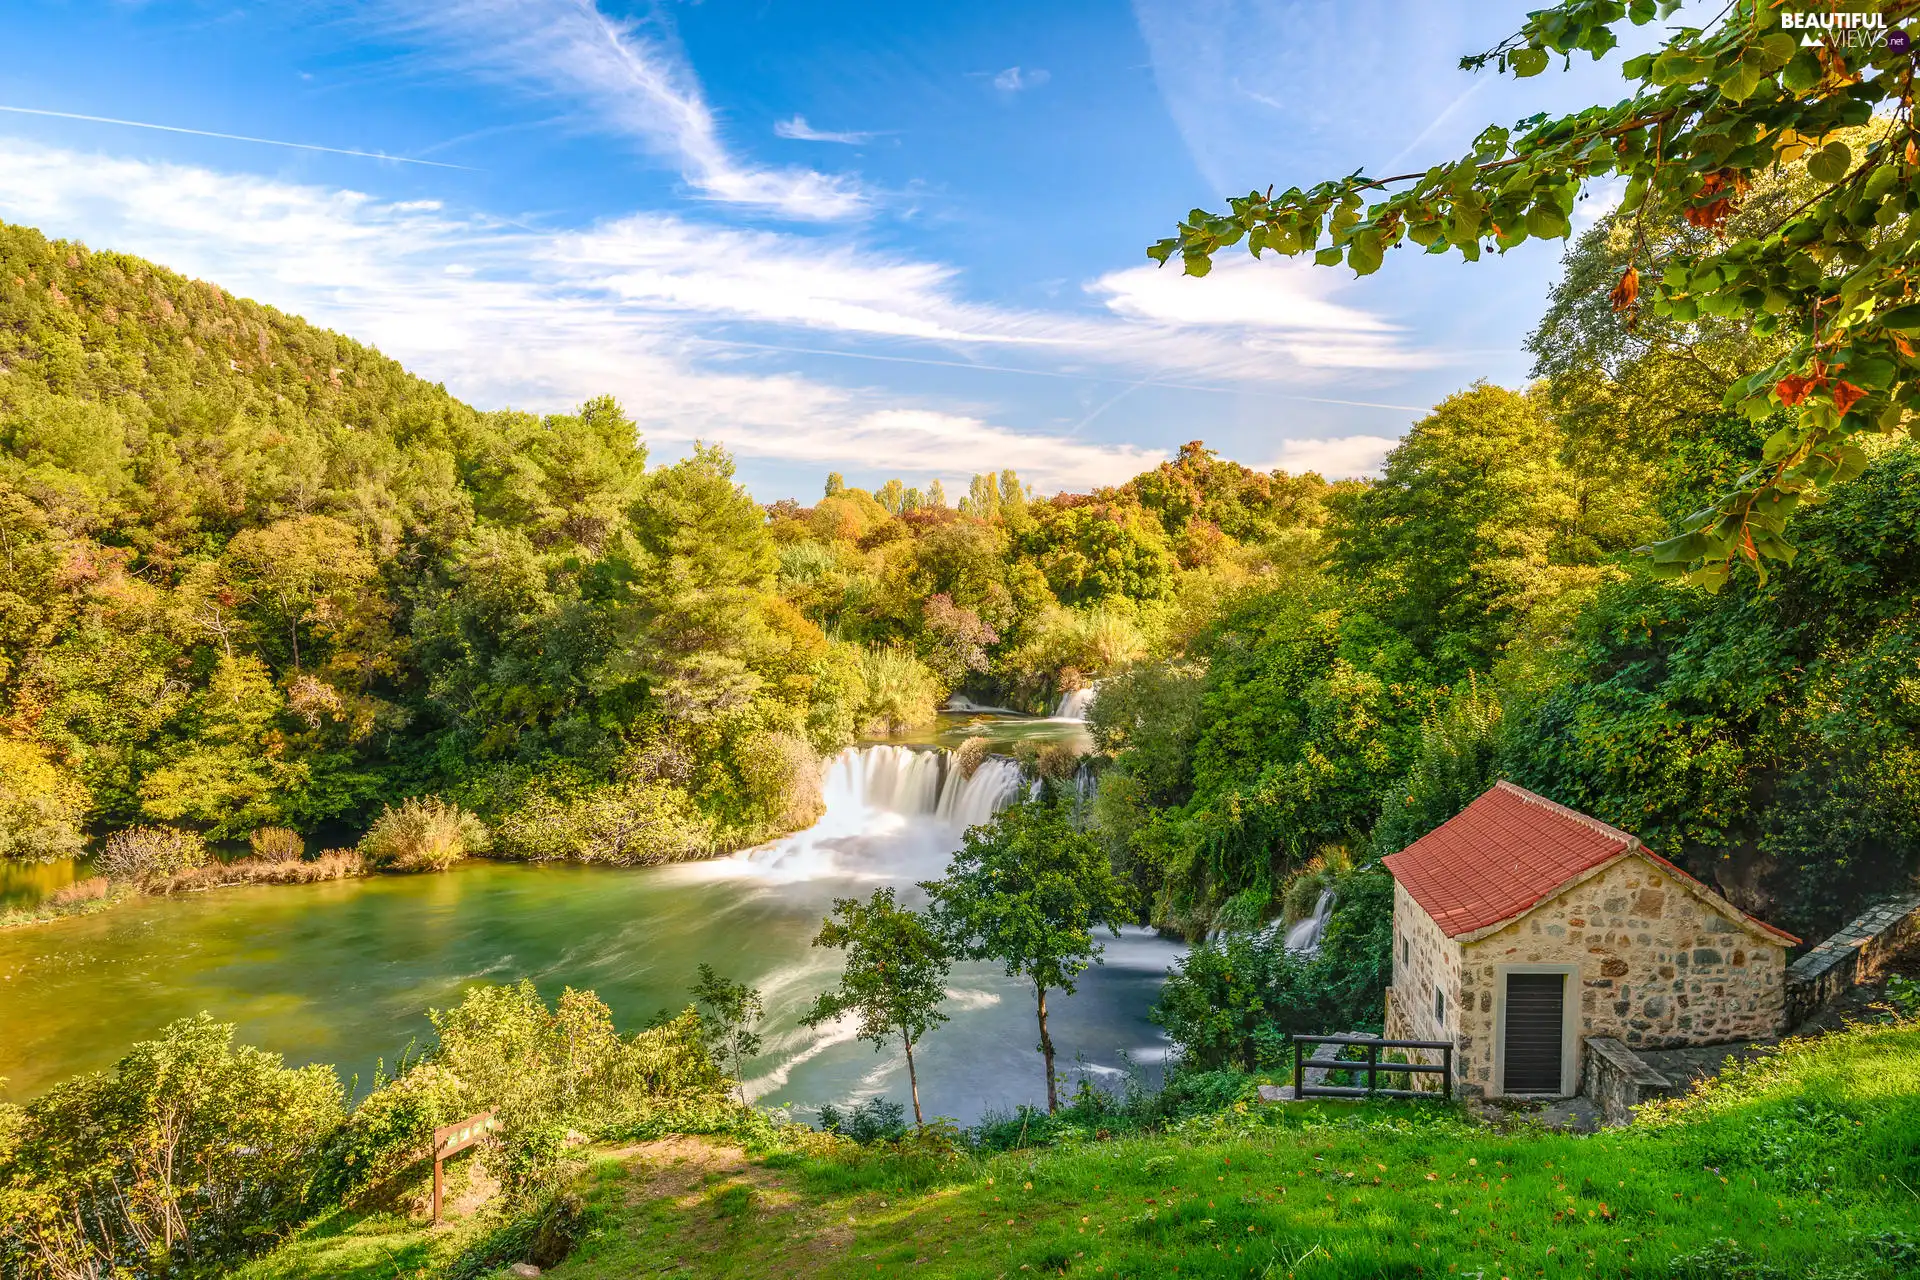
1261;434;1401;479
380;0;867;219
0;104;473;169
991;66;1050;93
0;138;1180;490
774;115;877;146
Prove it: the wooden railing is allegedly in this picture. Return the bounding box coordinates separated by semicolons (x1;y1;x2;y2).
1292;1035;1453;1100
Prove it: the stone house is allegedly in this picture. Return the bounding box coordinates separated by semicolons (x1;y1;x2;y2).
1381;781;1798;1098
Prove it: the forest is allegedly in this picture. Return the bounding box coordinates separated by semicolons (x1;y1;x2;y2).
4;132;1916;949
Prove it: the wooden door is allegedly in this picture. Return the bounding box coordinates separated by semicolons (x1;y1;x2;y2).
1503;972;1566;1094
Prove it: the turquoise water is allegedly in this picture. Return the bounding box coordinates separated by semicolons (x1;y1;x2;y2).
0;736;1180;1123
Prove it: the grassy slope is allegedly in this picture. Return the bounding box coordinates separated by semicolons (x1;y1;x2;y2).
241;1023;1920;1280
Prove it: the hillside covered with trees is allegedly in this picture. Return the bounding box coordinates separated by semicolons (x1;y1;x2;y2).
0;221;1316;868
5;168;1918;946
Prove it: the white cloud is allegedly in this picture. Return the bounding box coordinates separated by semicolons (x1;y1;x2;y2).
992;66;1050;93
1093;253;1392;333
1088;253;1441;372
380;0;867;220
0;137;1173;492
774;116;877;146
1259;434;1400;478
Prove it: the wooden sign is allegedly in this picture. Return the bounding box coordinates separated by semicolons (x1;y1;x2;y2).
431;1110;498;1222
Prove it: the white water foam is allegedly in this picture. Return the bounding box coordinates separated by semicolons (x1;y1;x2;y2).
1051;686;1098;721
737;745;1025;882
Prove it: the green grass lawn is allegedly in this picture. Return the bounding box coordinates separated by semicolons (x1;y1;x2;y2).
240;1022;1920;1280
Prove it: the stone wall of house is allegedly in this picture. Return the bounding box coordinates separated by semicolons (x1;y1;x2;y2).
1385;881;1462;1090
1453;854;1787;1096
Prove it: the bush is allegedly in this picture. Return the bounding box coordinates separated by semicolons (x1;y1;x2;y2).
46;876;111;907
322;1060;468;1204
952;736;990;780
0;1016;343;1277
816;1097;908;1145
359;797;486;871
858;645;943;733
1152;864;1393;1070
248;825;305;862
493;778;713;865
93;825;207;883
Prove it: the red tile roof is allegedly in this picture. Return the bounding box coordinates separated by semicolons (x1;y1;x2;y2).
1383;782;1797;944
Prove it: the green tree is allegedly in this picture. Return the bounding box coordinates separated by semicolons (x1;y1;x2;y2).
1152;0;1920;584
690;964;763;1104
922;798;1134;1112
802;888;953;1126
0;1015;343;1277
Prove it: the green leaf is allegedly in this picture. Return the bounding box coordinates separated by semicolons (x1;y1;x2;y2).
1848;355;1896;389
1182;253;1213;278
1524;204;1570;240
1313;247;1344;267
1348;231;1385;276
1878;303;1920;332
1651;50;1710;85
1807;142;1852;185
1511;47;1550;78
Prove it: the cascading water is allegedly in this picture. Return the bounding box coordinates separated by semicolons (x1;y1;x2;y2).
1052;686;1098;721
1283;888;1337;955
741;744;1026;880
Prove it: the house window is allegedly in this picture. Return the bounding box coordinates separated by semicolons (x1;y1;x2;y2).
1401;936;1410;967
1433;986;1446;1025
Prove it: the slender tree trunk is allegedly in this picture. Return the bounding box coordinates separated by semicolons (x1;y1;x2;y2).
1036;984;1058;1113
903;1031;924;1127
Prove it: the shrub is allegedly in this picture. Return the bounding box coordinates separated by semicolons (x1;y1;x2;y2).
494;778;713;865
952;736;990;780
359;797;486;872
322;1061;469;1204
47;876;111;907
857;645;943;733
816;1097;908;1145
94;825;207;884
248;825;305;862
0;1016;343;1277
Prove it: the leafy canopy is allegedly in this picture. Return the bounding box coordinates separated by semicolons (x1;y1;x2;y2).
922;798;1135;996
1152;0;1920;587
803;887;952;1053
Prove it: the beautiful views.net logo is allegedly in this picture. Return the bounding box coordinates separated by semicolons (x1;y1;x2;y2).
1782;10;1902;50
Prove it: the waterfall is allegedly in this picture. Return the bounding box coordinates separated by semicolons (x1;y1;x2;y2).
1282;888;1337;955
740;745;1025;879
1052;686;1098;721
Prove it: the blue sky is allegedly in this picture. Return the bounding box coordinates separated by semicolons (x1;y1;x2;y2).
0;1;1678;500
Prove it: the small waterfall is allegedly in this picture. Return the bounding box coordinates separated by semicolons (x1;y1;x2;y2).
1283;888;1337;955
742;745;1025;879
1052;686;1098;721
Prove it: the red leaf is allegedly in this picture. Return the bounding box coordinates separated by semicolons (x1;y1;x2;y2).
1608;267;1640;312
1830;380;1867;416
1775;374;1822;406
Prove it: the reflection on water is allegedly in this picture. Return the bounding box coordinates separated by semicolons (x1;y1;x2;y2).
0;740;1182;1122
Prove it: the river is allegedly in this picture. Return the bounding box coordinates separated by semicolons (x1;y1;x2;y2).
0;721;1185;1123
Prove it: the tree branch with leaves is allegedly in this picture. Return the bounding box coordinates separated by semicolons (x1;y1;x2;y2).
1152;0;1920;587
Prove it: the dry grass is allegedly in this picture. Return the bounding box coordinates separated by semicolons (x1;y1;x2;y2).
149;849;366;894
48;875;112;907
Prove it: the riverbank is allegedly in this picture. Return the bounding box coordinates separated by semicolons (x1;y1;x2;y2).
234;1020;1920;1280
0;850;369;931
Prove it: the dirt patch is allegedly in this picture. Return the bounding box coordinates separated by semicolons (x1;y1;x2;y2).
610;1136;800;1210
